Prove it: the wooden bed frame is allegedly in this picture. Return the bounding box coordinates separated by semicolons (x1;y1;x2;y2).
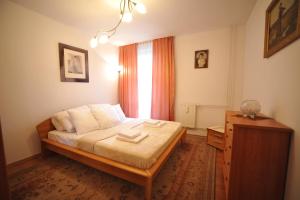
36;119;186;200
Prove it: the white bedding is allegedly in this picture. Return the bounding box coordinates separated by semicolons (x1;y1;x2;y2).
48;118;182;169
48;130;82;147
48;118;135;147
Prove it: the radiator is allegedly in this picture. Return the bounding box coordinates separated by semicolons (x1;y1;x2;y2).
179;104;197;128
177;104;228;129
195;105;228;129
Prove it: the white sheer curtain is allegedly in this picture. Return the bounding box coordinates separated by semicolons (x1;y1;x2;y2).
137;42;153;119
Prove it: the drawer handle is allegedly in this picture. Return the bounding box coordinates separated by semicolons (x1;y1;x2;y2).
229;128;233;131
228;145;232;149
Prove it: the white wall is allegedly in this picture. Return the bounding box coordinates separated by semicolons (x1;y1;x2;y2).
243;0;300;199
175;27;245;128
231;26;246;110
0;1;119;164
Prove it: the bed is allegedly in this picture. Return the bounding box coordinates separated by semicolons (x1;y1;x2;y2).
36;118;186;200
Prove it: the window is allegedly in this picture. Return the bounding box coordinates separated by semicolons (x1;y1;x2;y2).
137;42;152;119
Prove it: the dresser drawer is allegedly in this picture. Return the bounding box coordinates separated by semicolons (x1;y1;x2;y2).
207;128;224;150
224;144;232;162
224;145;231;179
223;165;229;197
224;132;232;145
226;123;233;137
224;122;233;198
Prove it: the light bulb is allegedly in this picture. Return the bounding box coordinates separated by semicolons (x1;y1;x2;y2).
135;3;146;14
98;34;109;44
90;37;98;48
122;12;133;23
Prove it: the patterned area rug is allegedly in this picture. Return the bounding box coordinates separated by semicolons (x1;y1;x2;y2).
9;135;216;200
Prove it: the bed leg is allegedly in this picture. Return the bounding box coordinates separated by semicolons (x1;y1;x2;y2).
145;177;153;200
180;131;187;145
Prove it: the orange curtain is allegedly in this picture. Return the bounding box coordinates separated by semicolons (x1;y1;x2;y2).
118;44;138;118
151;36;175;120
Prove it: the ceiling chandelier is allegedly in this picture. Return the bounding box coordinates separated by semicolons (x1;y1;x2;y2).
90;0;146;48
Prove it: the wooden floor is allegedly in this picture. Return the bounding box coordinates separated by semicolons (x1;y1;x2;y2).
8;148;226;200
215;150;226;200
7;154;42;176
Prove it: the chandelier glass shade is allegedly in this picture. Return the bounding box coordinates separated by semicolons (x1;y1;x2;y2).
90;0;146;48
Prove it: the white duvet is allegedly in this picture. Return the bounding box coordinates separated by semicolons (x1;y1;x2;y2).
48;118;182;169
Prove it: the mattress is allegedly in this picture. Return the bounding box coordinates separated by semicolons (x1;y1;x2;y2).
48;118;182;169
48;130;82;147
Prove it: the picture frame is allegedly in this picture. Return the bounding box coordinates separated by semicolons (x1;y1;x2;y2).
195;49;209;69
59;43;89;82
264;0;300;58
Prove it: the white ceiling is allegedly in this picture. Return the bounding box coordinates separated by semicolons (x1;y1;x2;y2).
10;0;256;45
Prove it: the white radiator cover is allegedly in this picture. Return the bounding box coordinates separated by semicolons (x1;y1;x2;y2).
176;104;228;129
196;105;227;129
178;104;197;128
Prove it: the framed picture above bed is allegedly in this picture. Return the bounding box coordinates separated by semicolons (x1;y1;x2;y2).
264;0;300;58
59;43;89;82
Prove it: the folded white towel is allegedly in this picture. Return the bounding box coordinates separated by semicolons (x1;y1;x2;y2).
118;129;141;139
144;119;160;125
144;121;166;128
116;132;148;143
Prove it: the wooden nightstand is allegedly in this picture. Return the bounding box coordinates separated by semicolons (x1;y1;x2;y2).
207;126;224;150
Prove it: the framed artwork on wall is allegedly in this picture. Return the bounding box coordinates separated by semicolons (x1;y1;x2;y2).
264;0;300;58
195;49;209;69
59;43;89;82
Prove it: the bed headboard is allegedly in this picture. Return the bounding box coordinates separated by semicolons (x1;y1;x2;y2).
36;118;55;140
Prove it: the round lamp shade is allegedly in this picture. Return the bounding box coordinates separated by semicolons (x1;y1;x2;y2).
240;100;261;119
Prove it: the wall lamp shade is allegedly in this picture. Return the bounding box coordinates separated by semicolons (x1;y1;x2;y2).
110;65;123;74
115;65;123;73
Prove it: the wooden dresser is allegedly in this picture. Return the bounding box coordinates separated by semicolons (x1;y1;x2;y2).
223;111;292;200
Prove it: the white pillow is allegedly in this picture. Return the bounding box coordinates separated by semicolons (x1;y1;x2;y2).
68;106;99;134
113;104;126;121
89;104;121;129
51;111;75;132
51;117;64;131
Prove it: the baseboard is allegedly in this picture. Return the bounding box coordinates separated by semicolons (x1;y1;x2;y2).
7;153;42;175
187;128;207;136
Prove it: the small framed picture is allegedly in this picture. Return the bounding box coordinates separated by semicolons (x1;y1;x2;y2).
195;49;209;69
264;0;300;58
59;43;89;82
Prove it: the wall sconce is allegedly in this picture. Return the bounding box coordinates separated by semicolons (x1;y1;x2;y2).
106;65;122;80
115;65;123;73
